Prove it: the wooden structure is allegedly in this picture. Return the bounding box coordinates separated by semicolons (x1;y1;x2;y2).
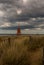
17;26;21;35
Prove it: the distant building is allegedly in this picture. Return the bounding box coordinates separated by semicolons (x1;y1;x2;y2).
17;26;21;35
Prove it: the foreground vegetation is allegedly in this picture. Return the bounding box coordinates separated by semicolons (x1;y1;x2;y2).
0;35;43;65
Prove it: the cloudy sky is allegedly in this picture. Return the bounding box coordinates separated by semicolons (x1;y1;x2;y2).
0;0;44;34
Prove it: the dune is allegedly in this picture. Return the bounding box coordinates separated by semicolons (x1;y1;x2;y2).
0;35;43;65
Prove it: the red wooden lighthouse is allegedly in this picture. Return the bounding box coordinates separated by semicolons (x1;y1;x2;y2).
17;25;21;35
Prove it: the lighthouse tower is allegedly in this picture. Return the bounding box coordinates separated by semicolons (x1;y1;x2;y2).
17;24;21;35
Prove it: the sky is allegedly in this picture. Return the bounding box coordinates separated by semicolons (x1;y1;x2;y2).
0;0;44;34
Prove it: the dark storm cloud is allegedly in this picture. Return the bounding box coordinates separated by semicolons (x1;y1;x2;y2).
0;0;13;4
9;14;30;22
13;0;44;17
0;0;44;22
0;0;44;32
1;17;44;30
29;18;44;26
1;25;34;30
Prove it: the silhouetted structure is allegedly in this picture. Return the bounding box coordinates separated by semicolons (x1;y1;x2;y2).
17;26;21;35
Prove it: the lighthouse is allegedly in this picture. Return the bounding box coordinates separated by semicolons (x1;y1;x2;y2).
17;24;21;35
